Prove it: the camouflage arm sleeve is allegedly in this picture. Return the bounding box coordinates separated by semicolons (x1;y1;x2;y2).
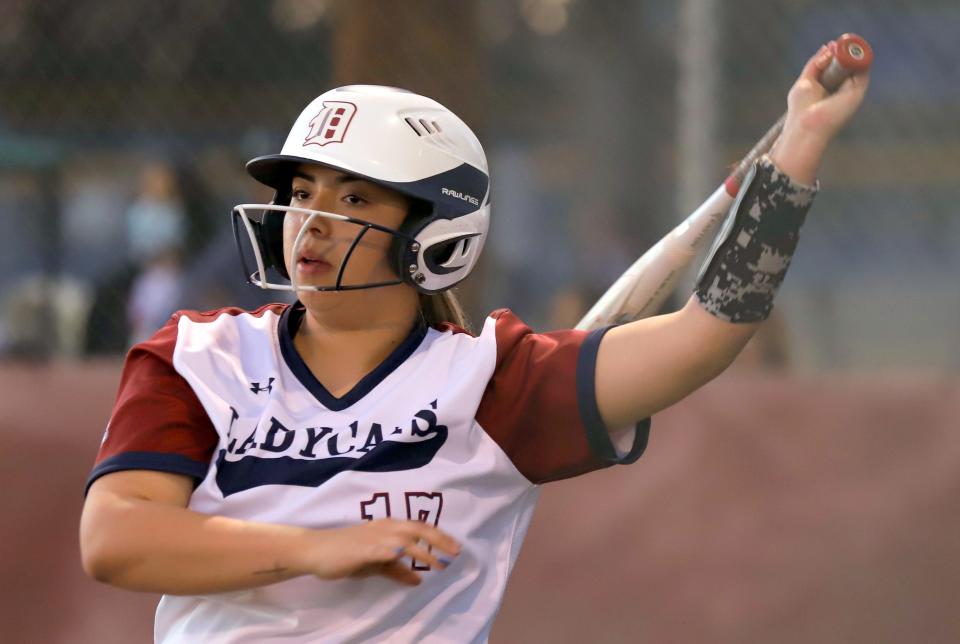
695;154;819;323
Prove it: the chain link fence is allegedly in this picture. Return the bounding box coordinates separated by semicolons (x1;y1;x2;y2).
1;0;957;370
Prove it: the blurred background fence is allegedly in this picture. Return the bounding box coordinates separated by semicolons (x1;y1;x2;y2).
2;1;959;643
2;0;958;370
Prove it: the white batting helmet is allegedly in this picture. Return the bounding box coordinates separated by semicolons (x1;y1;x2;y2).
232;84;490;294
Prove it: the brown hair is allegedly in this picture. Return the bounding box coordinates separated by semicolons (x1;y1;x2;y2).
418;289;471;332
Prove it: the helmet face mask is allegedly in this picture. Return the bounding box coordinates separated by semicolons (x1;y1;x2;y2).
233;84;490;294
232;203;418;292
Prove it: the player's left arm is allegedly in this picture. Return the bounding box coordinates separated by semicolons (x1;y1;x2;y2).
594;44;870;430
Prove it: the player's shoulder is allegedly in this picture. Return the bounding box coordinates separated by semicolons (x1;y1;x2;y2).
471;307;588;366
427;308;527;342
413;311;524;386
480;308;539;343
427;308;555;372
171;302;289;326
142;302;289;354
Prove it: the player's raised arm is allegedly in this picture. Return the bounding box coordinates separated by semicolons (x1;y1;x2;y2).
593;42;870;429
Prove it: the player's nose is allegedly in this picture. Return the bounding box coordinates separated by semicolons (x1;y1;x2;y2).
295;191;339;234
300;213;333;240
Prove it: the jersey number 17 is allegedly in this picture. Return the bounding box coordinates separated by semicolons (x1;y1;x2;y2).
360;492;445;571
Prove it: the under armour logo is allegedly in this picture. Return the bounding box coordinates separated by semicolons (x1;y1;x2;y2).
250;377;275;394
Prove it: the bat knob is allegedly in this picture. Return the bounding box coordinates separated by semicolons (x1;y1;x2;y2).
819;34;873;92
833;33;873;74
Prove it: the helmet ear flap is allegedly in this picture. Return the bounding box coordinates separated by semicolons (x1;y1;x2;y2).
262;189;290;279
392;198;433;285
397;206;489;294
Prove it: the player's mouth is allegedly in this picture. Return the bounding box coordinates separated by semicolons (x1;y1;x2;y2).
296;251;335;276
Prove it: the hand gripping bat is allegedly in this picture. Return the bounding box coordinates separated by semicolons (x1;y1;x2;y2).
575;33;873;331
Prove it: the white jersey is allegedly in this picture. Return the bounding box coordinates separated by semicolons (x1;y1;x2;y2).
88;303;649;643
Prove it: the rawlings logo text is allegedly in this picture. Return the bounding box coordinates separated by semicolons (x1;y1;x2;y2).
441;187;479;206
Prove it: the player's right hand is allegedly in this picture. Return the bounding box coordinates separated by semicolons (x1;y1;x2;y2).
784;40;871;147
770;40;870;185
293;519;462;586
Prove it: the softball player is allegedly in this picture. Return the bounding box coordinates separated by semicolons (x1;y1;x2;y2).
80;44;868;643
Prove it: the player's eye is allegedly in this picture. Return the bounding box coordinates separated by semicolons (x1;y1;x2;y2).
291;188;310;202
342;194;366;206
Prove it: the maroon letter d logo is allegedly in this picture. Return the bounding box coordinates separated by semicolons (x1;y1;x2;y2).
304;101;357;147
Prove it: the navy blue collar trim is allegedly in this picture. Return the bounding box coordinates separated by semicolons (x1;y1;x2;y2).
278;303;428;411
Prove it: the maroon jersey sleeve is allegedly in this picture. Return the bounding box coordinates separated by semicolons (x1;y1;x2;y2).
476;309;650;484
85;314;218;494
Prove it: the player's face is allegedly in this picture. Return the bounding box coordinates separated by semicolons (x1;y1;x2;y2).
283;164;410;290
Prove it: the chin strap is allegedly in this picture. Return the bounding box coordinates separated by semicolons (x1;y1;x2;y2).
695;155;819;323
